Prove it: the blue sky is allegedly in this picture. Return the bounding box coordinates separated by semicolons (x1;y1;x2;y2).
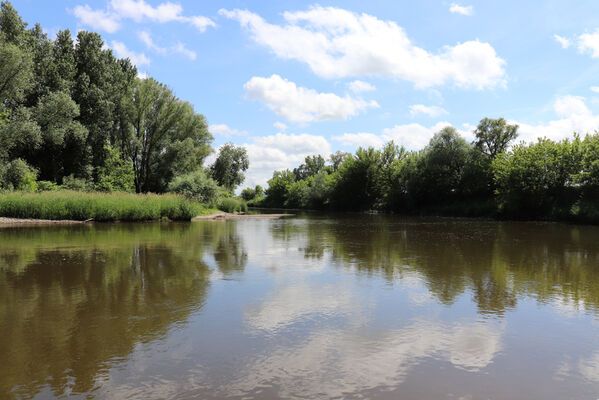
13;0;599;187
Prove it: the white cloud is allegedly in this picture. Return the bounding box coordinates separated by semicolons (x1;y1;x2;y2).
138;31;197;60
383;121;457;149
244;74;379;123
172;42;197;60
138;30;166;54
347;80;376;93
409;104;448;117
553;34;571;49
592;86;599;93
514;95;599;143
209;124;248;138
332;133;385;148
137;71;148;79
72;0;215;33
72;5;120;33
242;133;331;187
220;6;505;89
110;41;150;66
578;29;599;58
274;121;288;131
449;3;473;16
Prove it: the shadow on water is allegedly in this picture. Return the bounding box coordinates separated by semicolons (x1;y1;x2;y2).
0;222;246;399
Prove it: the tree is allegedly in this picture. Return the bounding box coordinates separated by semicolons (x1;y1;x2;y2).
96;145;134;192
329;151;350;171
129;78;212;192
210;143;249;191
265;169;295;207
167;169;219;203
473;118;519;159
293;155;325;181
0;42;33;108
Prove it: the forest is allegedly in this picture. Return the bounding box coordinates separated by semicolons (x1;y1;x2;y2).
0;1;248;211
244;119;599;222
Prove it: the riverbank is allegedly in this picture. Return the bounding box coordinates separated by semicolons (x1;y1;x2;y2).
0;191;217;222
192;212;295;221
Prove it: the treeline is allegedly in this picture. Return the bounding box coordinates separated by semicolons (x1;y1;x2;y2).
0;2;249;204
245;118;599;222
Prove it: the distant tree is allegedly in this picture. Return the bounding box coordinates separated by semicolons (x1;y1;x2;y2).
241;187;256;201
473;118;519;159
265;169;295;207
254;185;264;197
293;155;325;181
210;142;249;191
329;151;350;171
168;169;219;204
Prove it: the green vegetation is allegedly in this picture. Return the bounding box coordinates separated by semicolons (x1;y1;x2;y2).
251;118;599;222
0;3;252;220
217;197;248;213
0;191;216;221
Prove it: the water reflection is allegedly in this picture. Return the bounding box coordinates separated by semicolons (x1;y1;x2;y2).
0;223;246;399
1;216;599;399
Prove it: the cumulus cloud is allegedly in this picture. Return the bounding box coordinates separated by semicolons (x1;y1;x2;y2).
332;133;385;148
409;104;448;117
515;95;599;143
244;74;379;123
72;5;120;33
347;80;376;93
220;6;505;89
553;34;571;49
578;29;599;58
242;133;331;187
209;124;248;138
592;86;599;93
72;0;215;33
110;40;150;66
449;3;474;16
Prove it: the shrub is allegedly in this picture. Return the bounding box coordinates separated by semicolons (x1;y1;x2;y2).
2;158;38;192
62;174;91;191
167;169;220;204
218;198;247;213
37;180;59;191
96;145;135;192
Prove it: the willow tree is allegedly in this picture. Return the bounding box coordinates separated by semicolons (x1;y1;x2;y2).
129;78;212;193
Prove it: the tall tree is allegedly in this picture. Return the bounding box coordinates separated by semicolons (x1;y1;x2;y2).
129;78;212;193
473;117;519;159
210;142;249;191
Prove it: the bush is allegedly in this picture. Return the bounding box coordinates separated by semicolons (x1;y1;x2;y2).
167;169;220;204
1;158;38;192
37;180;59;191
218;198;247;213
62;174;91;191
96;145;135;192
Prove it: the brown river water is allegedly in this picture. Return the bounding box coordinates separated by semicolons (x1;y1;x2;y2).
1;214;599;399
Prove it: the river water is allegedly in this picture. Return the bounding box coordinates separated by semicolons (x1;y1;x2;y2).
1;215;599;399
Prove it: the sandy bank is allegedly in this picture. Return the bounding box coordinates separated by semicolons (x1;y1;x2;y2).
0;217;90;226
192;212;295;221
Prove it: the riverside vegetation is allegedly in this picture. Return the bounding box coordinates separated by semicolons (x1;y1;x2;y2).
0;2;250;220
244;119;599;223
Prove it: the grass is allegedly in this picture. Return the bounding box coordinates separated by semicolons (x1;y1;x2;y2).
217;198;248;213
0;190;218;221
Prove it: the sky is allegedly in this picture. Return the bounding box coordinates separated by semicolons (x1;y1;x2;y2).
12;0;599;187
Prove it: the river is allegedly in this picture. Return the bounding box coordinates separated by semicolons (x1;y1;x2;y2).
1;215;599;399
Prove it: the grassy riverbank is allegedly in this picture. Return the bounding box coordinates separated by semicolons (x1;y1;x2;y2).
0;191;218;222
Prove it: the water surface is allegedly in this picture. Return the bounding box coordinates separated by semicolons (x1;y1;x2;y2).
2;215;599;399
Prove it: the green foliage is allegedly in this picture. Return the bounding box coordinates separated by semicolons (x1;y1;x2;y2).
265;169;295;207
167;169;219;204
96;145;134;192
217;198;248;213
61;174;91;191
36;180;58;191
210;143;249;191
492;137;582;217
241;187;256;201
0;191;204;221
473;117;519;158
293;155;325;181
1;158;37;191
